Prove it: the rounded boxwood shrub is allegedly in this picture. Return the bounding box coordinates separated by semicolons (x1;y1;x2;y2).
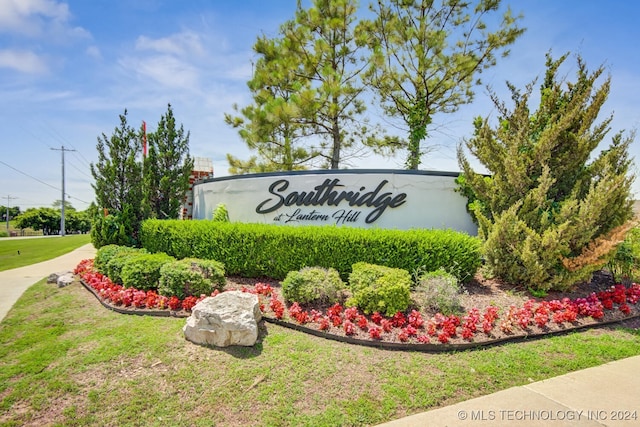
347;262;412;316
95;244;139;275
105;247;148;285
158;258;226;299
120;252;175;291
281;267;346;304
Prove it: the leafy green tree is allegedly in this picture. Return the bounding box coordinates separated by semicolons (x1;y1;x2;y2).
1;206;20;221
66;210;92;234
143;104;193;219
14;207;60;235
90;110;144;246
52;199;75;212
458;53;635;292
361;0;524;169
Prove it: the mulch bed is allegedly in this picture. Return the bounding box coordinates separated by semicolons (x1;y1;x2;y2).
78;270;640;352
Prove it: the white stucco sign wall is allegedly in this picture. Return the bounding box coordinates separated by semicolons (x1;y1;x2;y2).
192;170;477;235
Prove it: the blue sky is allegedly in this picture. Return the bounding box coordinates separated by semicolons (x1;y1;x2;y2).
0;0;638;211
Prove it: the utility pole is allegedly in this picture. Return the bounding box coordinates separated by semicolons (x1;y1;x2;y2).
5;195;17;232
51;146;76;236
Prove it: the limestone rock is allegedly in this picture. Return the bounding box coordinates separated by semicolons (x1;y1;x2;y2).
47;272;65;283
183;291;262;347
57;273;75;288
47;271;74;287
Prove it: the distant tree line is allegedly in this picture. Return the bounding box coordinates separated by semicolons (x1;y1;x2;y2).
1;206;21;221
12;201;91;235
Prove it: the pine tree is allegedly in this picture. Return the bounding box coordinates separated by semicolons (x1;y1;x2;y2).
458;53;635;292
227;0;395;172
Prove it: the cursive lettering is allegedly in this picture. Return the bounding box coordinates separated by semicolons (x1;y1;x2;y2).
255;178;407;223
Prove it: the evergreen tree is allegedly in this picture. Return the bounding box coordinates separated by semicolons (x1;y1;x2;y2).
143;104;193;219
225;34;318;173
458;53;636;292
228;0;395;171
90;110;144;246
361;0;524;169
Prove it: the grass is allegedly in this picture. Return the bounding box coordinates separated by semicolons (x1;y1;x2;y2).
1;278;639;426
0;234;90;271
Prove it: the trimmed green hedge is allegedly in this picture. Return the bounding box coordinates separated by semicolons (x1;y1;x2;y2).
140;219;480;282
104;247;148;285
140;220;481;282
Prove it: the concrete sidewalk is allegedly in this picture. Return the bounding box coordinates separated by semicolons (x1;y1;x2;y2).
376;355;640;426
0;243;96;321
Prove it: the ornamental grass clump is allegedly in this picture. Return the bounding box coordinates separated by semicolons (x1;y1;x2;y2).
281;267;346;305
158;258;226;299
413;268;463;315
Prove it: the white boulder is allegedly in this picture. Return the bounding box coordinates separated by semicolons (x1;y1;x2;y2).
183;291;262;347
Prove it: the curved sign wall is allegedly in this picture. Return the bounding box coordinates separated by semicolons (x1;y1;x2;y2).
192;170;477;235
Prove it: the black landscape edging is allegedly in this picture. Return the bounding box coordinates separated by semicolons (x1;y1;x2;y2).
261;314;640;352
80;279;188;318
80;279;640;352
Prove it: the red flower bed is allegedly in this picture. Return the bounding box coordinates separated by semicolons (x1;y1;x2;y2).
74;258;640;347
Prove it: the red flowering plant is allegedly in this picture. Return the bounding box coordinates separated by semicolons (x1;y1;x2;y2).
75;259;640;347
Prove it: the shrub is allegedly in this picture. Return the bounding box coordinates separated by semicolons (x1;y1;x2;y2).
347;262;411;316
140;220;481;282
608;226;640;284
281;267;345;304
158;258;226;299
121;252;175;291
413;268;462;315
458;53;635;292
105;247;148;285
94;244;136;274
90;207;139;249
211;203;230;222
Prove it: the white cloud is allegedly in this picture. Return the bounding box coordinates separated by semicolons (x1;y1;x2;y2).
0;49;47;73
0;0;89;41
135;31;205;57
85;45;101;60
118;54;200;90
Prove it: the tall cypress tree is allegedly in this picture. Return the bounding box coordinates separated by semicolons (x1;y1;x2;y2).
143;104;193;219
90;110;144;246
458;53;635;292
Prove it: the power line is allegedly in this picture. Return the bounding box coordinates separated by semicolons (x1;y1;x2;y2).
0;158;91;205
67;159;93;179
0;159;59;191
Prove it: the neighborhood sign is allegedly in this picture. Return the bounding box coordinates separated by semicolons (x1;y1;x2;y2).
192;170;477;235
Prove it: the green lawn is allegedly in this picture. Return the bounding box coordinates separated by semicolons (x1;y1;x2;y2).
0;234;91;271
1;278;639;426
